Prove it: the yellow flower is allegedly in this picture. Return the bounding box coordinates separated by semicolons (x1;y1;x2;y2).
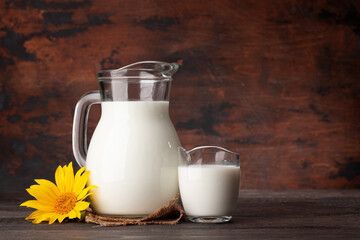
20;162;97;224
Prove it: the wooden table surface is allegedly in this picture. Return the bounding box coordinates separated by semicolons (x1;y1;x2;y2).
1;190;359;239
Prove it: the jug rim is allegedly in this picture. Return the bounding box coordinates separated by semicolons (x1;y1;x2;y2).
97;61;178;81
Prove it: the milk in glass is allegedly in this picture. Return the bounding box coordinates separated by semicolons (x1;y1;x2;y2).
178;165;240;216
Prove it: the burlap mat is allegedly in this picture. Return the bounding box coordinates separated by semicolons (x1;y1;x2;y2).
85;194;184;227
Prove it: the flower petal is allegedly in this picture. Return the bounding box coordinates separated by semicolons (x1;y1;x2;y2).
77;192;93;201
29;184;58;201
49;218;57;224
55;165;66;192
49;215;60;224
74;167;85;181
32;212;55;224
74;201;90;212
20;200;54;211
68;210;76;219
72;171;90;196
25;210;48;220
77;185;97;201
72;167;86;195
26;187;54;204
58;214;68;223
65;162;75;192
34;179;60;196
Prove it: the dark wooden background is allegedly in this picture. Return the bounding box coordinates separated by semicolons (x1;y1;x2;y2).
0;0;359;195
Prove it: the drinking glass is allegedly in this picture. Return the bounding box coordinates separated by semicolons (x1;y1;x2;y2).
178;146;241;223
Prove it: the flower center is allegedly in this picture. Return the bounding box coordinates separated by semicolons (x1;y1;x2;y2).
54;192;77;215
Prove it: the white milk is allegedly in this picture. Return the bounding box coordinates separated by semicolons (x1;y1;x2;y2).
178;165;240;217
86;101;181;216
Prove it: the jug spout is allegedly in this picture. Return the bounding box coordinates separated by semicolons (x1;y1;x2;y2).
96;61;179;102
178;146;191;164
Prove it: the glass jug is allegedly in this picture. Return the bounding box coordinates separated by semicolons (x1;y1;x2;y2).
72;61;181;217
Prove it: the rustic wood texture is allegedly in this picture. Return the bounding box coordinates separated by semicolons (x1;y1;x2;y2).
0;0;359;194
1;190;359;239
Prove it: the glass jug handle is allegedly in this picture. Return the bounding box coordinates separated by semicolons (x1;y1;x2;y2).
72;91;101;168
